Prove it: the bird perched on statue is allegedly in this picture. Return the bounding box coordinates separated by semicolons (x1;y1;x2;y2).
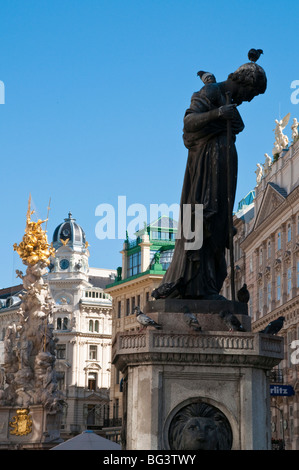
134;306;162;330
219;310;245;332
197;70;216;85
248;48;263;63
237;284;250;304
259;316;285;335
182;305;202;332
151;278;184;300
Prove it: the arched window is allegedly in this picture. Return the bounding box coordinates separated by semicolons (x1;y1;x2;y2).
63;317;68;330
57;318;62;330
95;320;99;332
89;320;93;332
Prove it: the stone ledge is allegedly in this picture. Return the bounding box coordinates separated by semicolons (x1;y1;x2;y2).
112;329;284;372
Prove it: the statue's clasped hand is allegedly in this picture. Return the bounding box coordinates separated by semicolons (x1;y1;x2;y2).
218;104;237;119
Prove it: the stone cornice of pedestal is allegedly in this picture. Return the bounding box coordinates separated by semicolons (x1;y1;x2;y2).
112;329;283;373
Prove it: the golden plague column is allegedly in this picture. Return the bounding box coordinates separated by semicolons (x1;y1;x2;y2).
0;195;64;449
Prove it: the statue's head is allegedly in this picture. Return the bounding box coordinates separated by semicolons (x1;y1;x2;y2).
168;401;233;450
228;62;267;105
179;416;220;450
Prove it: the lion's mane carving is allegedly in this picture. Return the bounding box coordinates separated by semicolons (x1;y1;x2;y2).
168;401;232;450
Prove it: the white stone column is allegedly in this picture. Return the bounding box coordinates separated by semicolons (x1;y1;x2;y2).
140;233;151;272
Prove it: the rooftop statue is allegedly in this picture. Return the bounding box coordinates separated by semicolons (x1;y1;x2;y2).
291;117;298;141
272;113;290;155
255;163;263;185
152;53;267;301
263;153;272;175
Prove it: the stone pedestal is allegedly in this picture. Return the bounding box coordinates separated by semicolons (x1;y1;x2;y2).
0;405;63;450
112;300;284;450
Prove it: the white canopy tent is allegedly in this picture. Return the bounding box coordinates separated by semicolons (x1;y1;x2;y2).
51;430;121;450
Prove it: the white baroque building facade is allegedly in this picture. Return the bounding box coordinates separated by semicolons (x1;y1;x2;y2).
0;213;116;439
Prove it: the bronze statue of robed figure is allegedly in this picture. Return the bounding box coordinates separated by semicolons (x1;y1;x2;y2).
153;55;267;301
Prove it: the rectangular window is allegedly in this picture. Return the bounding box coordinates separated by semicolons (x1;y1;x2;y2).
56;344;66;359
117;301;121;318
259;248;263;266
88;374;97;391
150;230;173;240
126;298;130;316
127;251;141;277
277;232;281;251
86;404;96;425
267;241;271;259
113;399;119;419
258;288;263;313
249;255;253;273
288;224;292;243
89;345;97;360
267;282;271;308
151;231;160;240
288;268;292;294
277;275;281;301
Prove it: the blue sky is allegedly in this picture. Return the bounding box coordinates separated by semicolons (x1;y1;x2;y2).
0;0;298;288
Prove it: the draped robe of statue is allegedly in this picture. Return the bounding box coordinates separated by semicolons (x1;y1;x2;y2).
158;82;245;299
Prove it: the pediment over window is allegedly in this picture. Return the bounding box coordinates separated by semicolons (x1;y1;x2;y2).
254;183;287;230
85;391;109;401
264;266;271;278
273;258;282;270
84;362;102;371
283;250;291;263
